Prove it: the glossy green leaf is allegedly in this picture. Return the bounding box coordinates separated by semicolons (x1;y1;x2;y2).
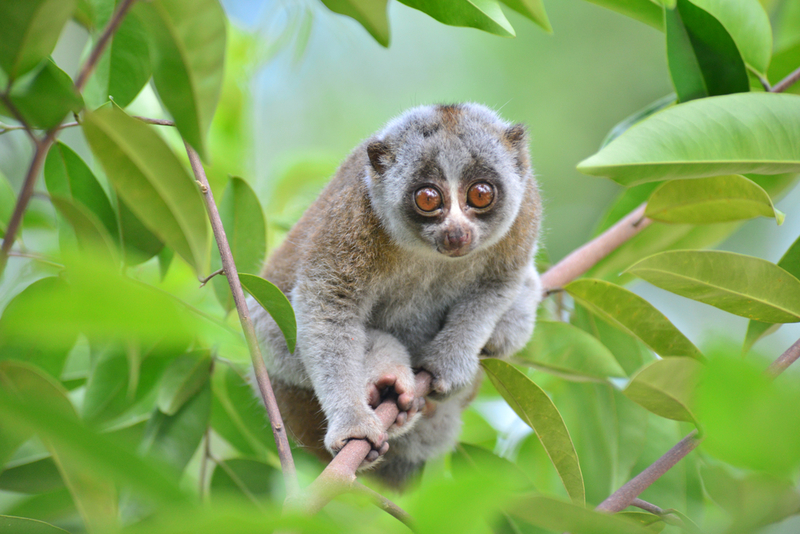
213;177;267;312
117;196;164;265
141;382;211;475
510;494;652;534
566;279;703;359
157;351;212;415
665;0;748;103
85;9;151;108
696;355;800;474
580;0;664;30
211;364;276;459
515;320;627;380
481;358;584;504
601;94;675;149
499;0;551;33
2;60;83;129
50;197;118;262
320;0;389;47
577;93;800;185
239;273;296;353
0;0;76;80
627;250;800;323
0;456;64;494
0;516;69;534
135;0;226;159
646;175;783;224
81;345;129;424
82;106;209;273
623;357;702;423
689;0;772;75
210;458;278;500
44;142;118;238
398;0;516;38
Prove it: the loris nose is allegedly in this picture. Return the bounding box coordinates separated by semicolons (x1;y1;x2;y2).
443;227;472;251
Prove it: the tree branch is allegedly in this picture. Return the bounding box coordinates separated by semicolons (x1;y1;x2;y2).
0;94;37;143
184;142;299;496
74;0;138;92
540;203;651;291
770;66;800;94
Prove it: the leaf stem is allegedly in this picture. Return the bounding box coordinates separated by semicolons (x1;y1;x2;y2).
184;142;299;496
199;267;225;287
770;65;800;94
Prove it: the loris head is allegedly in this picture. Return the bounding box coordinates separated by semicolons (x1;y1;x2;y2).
364;103;533;259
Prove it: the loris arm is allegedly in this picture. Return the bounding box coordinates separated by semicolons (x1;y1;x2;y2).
483;263;542;358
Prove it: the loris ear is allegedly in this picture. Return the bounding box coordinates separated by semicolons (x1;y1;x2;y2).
367;141;394;176
503;124;530;171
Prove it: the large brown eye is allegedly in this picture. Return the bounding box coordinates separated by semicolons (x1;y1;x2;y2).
415;187;442;212
467;182;494;209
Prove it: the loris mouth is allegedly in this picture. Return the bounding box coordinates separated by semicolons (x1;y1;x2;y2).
437;244;473;258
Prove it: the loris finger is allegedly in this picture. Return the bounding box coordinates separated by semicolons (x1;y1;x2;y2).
368;384;381;408
375;374;397;390
396;411;407;427
397;391;414;411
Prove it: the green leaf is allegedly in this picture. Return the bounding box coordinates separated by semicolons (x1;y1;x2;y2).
319;0;390;47
398;0;516;38
743;234;800;351
481;358;585;504
601;94;676;149
210;458;278;500
0;0;77;81
452;443;535;492
0;516;69;534
0;456;64;494
81;345;129;424
82;106;209;273
626;250;800;323
645;175;783;225
696;355;800;475
689;0;772;75
0;171;14;237
141;382;211;475
85;9;151;108
213;177;267;312
665;0;749;103
577;93;800;185
157;351;212;416
499;0;551;33
580;0;664;30
2;60;84;129
514;320;627;380
623;357;702;423
50;196;118;262
565;279;703;359
135;0;226;159
44;142;118;238
117;196;164;265
509;494;652;534
617;512;665;532
239;273;296;353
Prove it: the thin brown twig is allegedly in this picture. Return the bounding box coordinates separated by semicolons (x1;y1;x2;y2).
0;115;174;137
770;65;800;94
0;95;37;143
184;142;299;496
352;481;414;529
74;0;138;92
199;267;225;287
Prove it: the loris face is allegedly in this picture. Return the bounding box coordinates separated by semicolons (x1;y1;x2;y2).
364;103;531;259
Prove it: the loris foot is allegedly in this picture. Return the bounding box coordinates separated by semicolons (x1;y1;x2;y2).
368;373;423;434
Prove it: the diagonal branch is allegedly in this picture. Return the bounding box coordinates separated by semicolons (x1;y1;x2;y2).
184;143;299;496
770;65;800;94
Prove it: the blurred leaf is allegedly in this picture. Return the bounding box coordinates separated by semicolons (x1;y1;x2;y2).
565;279;703;359
515;320;627;380
768;40;800;94
0;456;64;494
50;196;118;262
482;358;585;504
141;382;211;475
158;246;174;280
157;350;212;416
44;142;118;238
213;177;267;312
617;512;665;532
320;0;389;46
211;364;276;460
135;0;226;159
452;443;534;492
0;170;14;236
0;278;76;380
580;0;664;30
239;273;296;353
1;60;83;129
577;93;800;185
744;234;800;351
3;488;76;527
613;388;650;489
645;175;783;225
696;355;800;474
623;357;702;423
689;0;772;75
398;0;516;38
627;250;800;323
499;0;551;33
0;362;118;533
0;0;76;80
82;106;209;273
601;94;676;149
458;407;497;449
665;0;748;103
210;457;278;501
82;345;129;424
84;8;151;108
0;516;69;534
509;494;652;533
118;196;164;265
